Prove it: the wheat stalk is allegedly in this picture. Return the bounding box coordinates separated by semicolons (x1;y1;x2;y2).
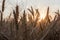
1;0;5;27
13;5;19;30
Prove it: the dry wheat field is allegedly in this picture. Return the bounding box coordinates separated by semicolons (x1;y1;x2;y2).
0;0;60;40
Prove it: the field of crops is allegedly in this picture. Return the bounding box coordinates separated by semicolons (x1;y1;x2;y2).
0;0;60;40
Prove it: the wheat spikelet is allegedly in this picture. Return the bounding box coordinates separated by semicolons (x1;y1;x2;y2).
28;6;34;17
13;5;19;30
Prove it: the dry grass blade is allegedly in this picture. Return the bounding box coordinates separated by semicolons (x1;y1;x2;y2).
35;9;40;20
2;0;5;12
54;15;57;21
46;7;50;23
22;10;27;40
1;0;5;28
28;6;34;16
55;10;60;21
13;5;19;30
13;5;20;40
28;13;32;22
16;5;19;20
55;10;60;16
35;9;40;16
44;6;50;25
13;10;19;30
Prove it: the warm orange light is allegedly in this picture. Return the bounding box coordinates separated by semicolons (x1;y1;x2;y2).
40;13;46;19
38;13;46;22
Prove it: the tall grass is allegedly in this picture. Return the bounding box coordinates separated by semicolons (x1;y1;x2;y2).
13;5;19;40
0;0;5;37
0;1;60;40
1;0;5;27
28;6;34;18
13;5;19;30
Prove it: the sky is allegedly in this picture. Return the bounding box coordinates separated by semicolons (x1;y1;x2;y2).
0;0;60;19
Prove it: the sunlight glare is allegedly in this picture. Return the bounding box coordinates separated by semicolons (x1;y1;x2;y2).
40;13;46;20
38;12;46;22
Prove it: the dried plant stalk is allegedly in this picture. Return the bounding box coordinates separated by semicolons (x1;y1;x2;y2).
1;0;5;26
13;5;19;30
28;6;34;17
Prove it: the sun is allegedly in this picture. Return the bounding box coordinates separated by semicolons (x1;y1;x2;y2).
38;13;46;22
40;13;46;19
